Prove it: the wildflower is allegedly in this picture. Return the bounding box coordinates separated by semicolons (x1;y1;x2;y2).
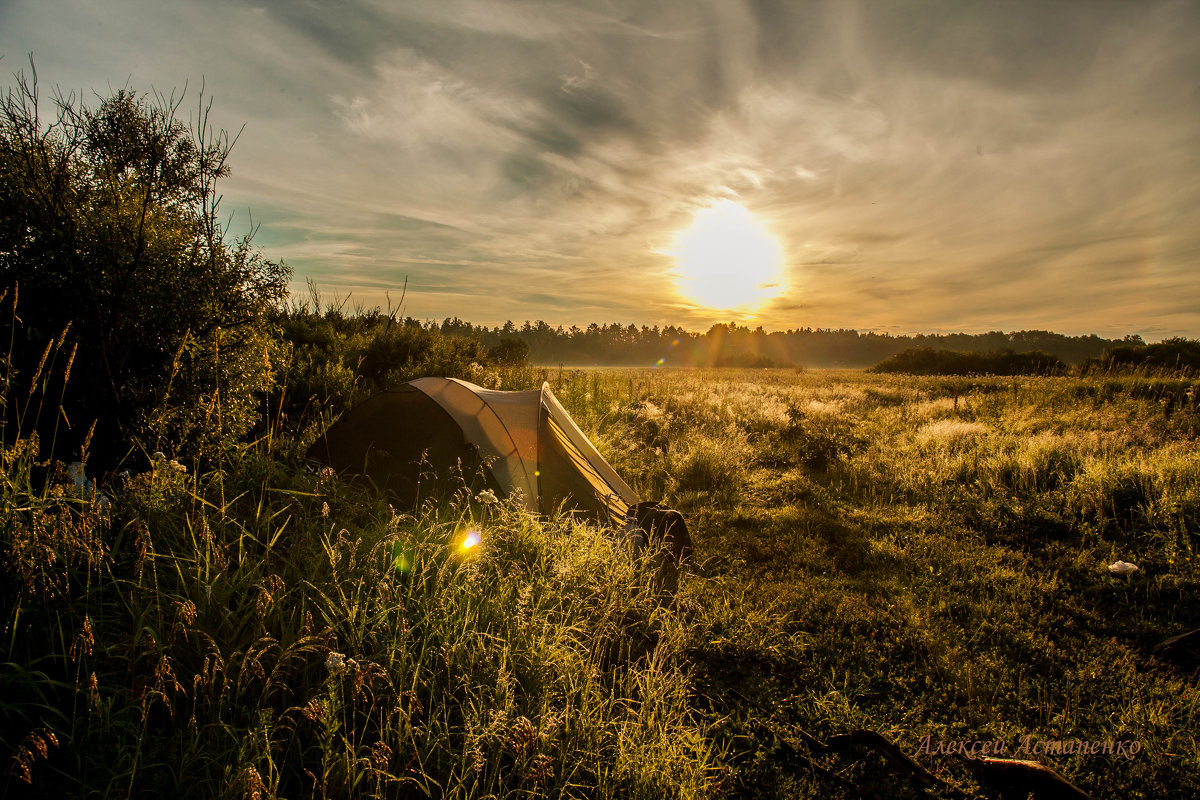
321;501;330;518
71;616;95;661
239;767;266;800
527;753;555;788
505;716;538;757
325;651;346;671
176;599;198;627
507;487;527;510
168;459;187;474
1109;560;1139;576
87;672;100;711
255;587;274;617
475;489;498;505
152;451;166;463
12;729;58;784
303;698;325;722
371;741;393;767
471;744;487;772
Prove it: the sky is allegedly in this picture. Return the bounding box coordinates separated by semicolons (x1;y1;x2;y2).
3;0;1199;338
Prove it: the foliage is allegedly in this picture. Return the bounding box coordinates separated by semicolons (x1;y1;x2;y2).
427;318;1135;368
0;436;716;797
869;347;1067;376
270;295;532;437
1083;337;1200;374
3;353;1200;797
486;337;530;367
0;67;289;464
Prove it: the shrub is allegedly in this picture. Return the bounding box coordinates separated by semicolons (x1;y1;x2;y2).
273;304;528;431
1084;338;1200;373
0;67;289;465
486;338;530;367
869;348;1065;376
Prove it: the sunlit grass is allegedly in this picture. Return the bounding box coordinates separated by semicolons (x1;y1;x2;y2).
546;367;1200;798
4;364;1200;797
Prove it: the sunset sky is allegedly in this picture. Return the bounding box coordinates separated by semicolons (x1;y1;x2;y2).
4;0;1199;338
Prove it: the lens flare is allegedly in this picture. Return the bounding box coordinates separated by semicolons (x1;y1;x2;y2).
391;541;413;574
461;529;482;551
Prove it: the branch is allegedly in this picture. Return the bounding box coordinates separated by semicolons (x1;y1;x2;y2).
962;757;1096;800
825;730;974;798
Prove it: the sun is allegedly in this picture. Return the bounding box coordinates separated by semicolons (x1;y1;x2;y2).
670;199;785;311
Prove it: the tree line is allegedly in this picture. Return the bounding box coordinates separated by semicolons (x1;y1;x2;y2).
434;317;1144;369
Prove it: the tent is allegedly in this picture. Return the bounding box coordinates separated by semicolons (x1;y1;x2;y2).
306;377;639;526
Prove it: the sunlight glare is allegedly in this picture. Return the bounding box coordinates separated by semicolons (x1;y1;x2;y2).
671;199;785;311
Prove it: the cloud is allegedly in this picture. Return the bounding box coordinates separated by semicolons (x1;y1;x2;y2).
3;0;1199;335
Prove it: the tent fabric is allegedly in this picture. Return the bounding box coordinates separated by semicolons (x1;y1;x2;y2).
538;387;638;511
307;377;639;527
305;384;487;504
409;377;541;509
538;410;631;526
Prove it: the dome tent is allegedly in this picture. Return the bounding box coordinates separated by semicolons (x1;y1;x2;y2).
306;377;639;526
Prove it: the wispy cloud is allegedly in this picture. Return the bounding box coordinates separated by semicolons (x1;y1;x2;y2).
3;0;1198;336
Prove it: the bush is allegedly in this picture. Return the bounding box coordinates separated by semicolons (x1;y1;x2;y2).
273;303;530;431
1084;338;1200;373
0;68;289;465
869;348;1065;376
486;338;529;367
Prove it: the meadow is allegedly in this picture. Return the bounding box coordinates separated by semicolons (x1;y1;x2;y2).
5;80;1197;799
3;364;1199;799
576;367;1200;798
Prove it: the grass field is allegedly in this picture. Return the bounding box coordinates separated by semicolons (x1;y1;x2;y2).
548;367;1200;798
3;367;1199;798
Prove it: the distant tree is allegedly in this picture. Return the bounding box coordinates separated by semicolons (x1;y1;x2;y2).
1093;337;1200;372
869;348;1065;376
486;338;529;366
0;64;289;464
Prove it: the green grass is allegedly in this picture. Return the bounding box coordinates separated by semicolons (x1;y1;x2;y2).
4;367;1200;798
584;368;1200;799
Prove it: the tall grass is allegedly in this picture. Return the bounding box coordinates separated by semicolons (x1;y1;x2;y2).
548;367;1200;798
1;442;721;797
0;335;719;798
5;355;1200;798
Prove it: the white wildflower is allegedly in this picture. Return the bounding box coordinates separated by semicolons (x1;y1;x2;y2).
475;489;499;505
325;651;346;671
1109;560;1139;577
506;488;528;510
